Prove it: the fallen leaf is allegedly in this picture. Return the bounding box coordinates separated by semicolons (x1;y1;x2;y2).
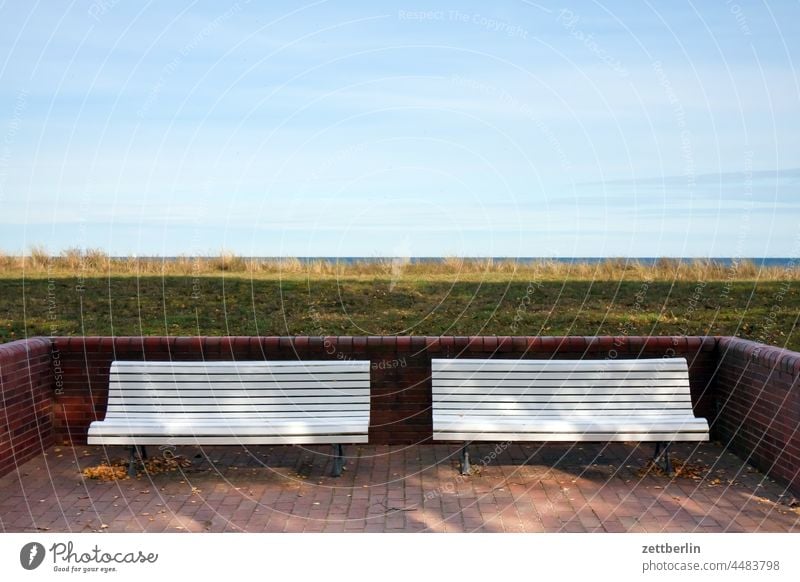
81;456;192;481
635;458;710;480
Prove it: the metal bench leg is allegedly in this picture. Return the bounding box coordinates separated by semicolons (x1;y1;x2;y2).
460;443;471;476
127;446;139;478
662;443;674;475
331;444;344;477
127;445;148;477
652;442;674;475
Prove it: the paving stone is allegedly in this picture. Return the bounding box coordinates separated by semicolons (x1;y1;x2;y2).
0;443;797;533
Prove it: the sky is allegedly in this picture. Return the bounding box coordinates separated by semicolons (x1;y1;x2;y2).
0;0;798;258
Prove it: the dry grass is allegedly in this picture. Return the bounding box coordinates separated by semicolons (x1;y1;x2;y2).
0;249;13;269
0;247;796;281
60;247;83;270
25;245;51;270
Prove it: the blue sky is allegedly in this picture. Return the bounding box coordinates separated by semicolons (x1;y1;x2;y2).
0;0;798;257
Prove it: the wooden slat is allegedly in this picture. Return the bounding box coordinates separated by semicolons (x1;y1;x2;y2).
433;416;707;430
89;423;368;436
110;372;368;385
108;396;369;406
434;410;692;417
90;421;369;430
87;435;370;445
103;411;368;419
109;389;368;399
432;394;691;403
110;381;368;392
433;386;690;395
436;401;687;414
101;404;370;413
434;410;692;418
433;379;688;388
113;361;369;372
432;358;687;371
433;411;694;418
100;418;369;426
433;432;708;442
432;372;689;380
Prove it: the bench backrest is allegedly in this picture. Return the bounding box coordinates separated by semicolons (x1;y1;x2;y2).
431;357;695;417
106;360;371;420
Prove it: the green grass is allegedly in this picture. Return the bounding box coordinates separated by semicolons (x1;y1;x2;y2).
1;273;797;351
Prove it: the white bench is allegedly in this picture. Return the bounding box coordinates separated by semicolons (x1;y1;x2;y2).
88;360;371;477
432;357;709;475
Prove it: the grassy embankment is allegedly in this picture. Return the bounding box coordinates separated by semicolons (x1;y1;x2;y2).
0;249;797;350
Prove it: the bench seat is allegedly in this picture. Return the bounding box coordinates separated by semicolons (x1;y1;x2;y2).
88;360;371;476
432;357;709;474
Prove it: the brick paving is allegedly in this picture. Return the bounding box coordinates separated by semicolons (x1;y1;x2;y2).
0;442;797;533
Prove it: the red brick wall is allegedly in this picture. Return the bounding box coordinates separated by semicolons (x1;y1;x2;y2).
49;335;718;446
0;338;55;476
7;334;800;494
713;337;800;494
